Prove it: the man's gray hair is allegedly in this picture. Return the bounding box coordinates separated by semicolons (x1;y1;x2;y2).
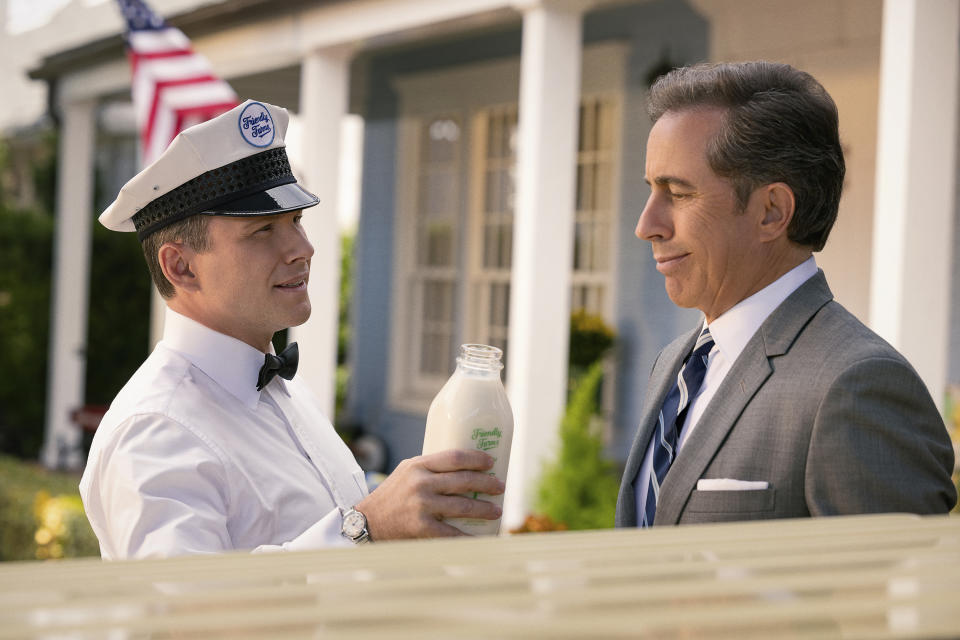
648;61;845;251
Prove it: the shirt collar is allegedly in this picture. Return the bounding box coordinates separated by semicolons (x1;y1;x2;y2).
161;307;277;410
706;256;819;363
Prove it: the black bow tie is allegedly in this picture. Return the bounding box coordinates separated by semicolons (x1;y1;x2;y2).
257;342;299;391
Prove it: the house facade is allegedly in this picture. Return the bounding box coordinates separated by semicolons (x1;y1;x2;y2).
28;0;959;527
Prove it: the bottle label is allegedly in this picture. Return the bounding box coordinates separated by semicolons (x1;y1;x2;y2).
471;427;502;452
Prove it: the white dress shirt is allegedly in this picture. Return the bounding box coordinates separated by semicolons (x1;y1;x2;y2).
635;257;819;518
80;308;368;559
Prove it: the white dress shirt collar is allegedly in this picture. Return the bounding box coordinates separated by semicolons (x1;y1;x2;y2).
706;256;819;363
161;307;283;411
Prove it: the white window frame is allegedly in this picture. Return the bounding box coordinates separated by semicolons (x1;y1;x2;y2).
388;44;626;415
464;103;518;369
403;112;464;393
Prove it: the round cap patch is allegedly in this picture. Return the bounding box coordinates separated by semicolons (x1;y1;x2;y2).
238;101;275;147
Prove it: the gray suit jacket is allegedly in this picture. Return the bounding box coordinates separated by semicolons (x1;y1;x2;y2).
616;271;957;526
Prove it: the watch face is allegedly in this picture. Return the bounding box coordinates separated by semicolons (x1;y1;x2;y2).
343;511;366;538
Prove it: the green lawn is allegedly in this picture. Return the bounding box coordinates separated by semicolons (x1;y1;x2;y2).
0;455;99;561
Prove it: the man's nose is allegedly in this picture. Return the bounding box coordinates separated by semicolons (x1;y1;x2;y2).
297;232;315;263
287;220;314;262
636;193;670;242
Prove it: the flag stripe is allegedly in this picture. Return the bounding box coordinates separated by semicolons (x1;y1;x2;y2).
118;0;238;166
169;101;239;146
134;57;217;124
128;28;191;53
133;50;196;64
147;85;238;159
143;75;218;148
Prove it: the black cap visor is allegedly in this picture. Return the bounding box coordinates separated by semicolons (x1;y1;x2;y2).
202;183;319;217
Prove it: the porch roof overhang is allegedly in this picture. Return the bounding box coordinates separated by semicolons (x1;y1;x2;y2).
27;0;331;83
25;0;546;100
28;0;637;105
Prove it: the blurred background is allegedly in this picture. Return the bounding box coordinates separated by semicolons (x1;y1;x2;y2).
0;0;958;561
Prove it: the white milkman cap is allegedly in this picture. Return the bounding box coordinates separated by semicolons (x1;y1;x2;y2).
99;99;319;240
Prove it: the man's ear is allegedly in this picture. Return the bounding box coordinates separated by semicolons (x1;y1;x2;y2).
756;182;795;243
157;242;199;293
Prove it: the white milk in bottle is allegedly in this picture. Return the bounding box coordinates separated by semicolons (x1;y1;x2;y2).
422;344;514;535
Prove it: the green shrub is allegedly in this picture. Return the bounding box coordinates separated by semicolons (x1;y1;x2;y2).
0;208;53;458
569;309;615;371
338;232;353;368
526;312;619;531
535;361;620;530
335;232;354;421
0;126;150;461
85;223;151;406
0;454;99;561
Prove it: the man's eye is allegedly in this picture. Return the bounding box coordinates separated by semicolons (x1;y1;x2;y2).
256;224;273;233
293;214;303;224
669;191;690;200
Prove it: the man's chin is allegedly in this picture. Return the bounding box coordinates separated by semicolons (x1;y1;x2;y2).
288;304;312;328
663;280;689;308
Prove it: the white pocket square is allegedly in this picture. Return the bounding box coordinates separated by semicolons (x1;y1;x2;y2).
696;478;769;491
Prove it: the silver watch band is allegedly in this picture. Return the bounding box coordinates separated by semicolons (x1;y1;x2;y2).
340;507;371;544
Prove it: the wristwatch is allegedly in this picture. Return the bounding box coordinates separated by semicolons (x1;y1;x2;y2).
340;507;371;544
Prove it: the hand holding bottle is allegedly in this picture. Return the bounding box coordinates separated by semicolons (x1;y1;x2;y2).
354;449;505;540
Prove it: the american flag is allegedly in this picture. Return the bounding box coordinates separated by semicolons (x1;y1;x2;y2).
117;0;239;165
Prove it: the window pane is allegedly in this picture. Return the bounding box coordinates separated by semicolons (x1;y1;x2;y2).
419;172;456;217
420;280;455;376
595;162;611;211
484;170;500;216
504;167;516;213
422;221;453;267
487;114;501;159
593;220;608;270
500;116;515;159
422;118;460;163
577;104;590;152
483;223;495;269
576;163;595;212
489;282;510;327
597;101;614;151
409;115;460;383
480;109;517;274
500;221;513;269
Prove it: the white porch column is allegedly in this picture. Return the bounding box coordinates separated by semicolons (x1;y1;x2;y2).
42;99;96;469
503;0;584;528
288;45;352;419
869;0;960;408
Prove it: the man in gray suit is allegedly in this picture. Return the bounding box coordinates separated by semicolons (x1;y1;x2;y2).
616;61;957;528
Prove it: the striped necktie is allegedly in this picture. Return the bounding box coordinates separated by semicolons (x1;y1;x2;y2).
641;327;714;527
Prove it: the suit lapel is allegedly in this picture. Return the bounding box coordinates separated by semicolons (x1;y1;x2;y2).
654;339;772;524
654;271;834;525
615;324;700;526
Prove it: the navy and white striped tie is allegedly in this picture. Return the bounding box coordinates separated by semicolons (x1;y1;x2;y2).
641;327;714;527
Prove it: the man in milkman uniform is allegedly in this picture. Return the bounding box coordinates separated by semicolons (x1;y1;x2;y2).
81;100;504;559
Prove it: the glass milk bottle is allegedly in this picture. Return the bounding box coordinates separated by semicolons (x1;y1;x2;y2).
422;344;514;535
